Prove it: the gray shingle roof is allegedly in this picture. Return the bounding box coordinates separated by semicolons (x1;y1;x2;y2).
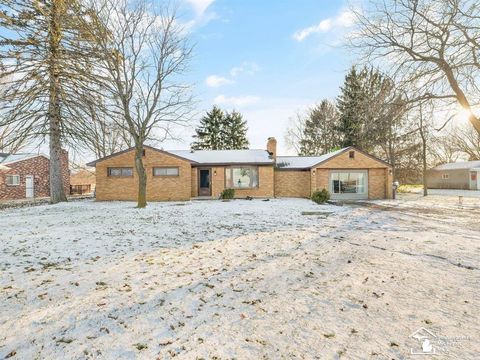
432;160;480;171
276;148;348;169
167;149;273;165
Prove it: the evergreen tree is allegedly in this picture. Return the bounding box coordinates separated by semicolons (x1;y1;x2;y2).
299;100;341;155
223;110;249;149
336;66;367;148
0;0;100;203
191;106;249;150
191;106;225;150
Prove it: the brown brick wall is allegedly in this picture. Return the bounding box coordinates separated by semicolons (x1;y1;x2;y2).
274;170;310;198
0;152;69;201
95;148;191;201
368;169;387;199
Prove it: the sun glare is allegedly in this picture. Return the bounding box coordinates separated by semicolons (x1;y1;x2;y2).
456;106;472;123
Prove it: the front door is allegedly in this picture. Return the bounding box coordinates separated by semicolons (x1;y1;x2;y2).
25;175;34;198
198;168;212;196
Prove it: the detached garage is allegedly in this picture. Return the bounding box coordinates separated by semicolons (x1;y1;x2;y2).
426;161;480;190
275;147;393;200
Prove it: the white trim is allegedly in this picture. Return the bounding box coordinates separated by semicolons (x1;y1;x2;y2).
6;174;20;186
329;170;369;200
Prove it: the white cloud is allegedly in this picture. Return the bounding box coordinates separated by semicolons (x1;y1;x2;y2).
293;9;356;42
213;95;261;107
205;61;260;88
230;61;260;77
205;75;234;87
185;0;215;17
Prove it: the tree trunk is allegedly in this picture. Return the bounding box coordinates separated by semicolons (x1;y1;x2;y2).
48;0;67;204
419;108;428;197
135;146;147;208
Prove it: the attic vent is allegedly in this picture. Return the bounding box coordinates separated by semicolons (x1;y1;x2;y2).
349;151;355;159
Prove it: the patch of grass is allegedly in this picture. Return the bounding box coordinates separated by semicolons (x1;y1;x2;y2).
56;338;74;344
397;184;423;193
323;333;335;339
133;343;148;351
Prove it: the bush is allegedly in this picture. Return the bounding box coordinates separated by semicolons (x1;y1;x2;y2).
311;189;330;204
220;188;235;200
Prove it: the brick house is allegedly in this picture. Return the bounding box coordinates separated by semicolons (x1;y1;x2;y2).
70;169;96;195
0;151;70;201
87;138;393;201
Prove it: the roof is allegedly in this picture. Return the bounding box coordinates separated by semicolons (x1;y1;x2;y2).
0;153;49;166
276;148;350;169
168;149;273;165
87;146;273;166
431;160;480;171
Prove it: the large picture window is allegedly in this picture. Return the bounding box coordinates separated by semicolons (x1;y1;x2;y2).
6;175;20;186
107;167;133;177
153;167;179;176
331;171;366;194
226;167;259;189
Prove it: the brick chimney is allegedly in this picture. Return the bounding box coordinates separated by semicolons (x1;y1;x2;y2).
267;137;277;160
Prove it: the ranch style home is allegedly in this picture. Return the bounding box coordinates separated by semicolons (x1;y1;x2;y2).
86;138;393;201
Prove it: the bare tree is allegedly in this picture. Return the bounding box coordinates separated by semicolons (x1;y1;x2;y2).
352;0;480;134
0;0;101;203
88;0;193;208
450;123;480;160
284;111;307;155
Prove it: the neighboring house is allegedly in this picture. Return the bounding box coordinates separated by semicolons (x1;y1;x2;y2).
70;169;96;195
426;161;480;190
87;138;393;201
0;151;70;201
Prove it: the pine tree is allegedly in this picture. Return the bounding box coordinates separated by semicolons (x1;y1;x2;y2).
0;0;100;203
191;106;250;150
299;100;341;155
191;106;225;150
336;66;367;148
223;110;249;149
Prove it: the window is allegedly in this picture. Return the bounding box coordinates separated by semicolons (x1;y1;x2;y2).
142;149;146;157
331;172;366;194
349;151;355;159
442;174;449;180
225;167;259;188
153;167;179;176
6;175;20;186
107;167;133;177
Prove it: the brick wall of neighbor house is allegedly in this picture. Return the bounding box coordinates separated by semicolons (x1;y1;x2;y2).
0;151;69;201
274;170;310;197
95;148;191;201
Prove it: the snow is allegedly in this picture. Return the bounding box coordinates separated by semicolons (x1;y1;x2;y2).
276;148;348;169
168;149;273;165
0;197;478;359
431;160;480;170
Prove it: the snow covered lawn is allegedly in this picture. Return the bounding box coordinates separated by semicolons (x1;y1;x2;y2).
0;197;478;359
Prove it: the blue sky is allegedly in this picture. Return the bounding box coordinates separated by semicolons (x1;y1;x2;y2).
165;0;357;154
